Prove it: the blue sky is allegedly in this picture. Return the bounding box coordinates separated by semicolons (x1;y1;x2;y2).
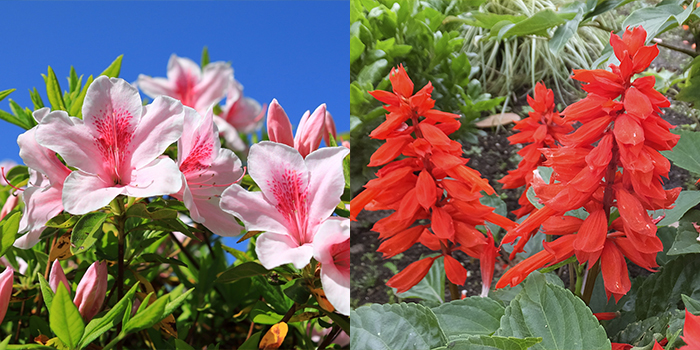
0;1;349;254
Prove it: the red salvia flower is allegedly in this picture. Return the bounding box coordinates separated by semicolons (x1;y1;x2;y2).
497;26;680;302
352;65;515;296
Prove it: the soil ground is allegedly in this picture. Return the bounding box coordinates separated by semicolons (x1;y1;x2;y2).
351;27;700;308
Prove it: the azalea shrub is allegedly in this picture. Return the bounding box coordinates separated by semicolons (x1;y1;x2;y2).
351;26;700;350
0;50;350;349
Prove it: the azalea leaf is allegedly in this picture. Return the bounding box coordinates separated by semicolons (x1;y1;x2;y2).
350;303;448;350
495;272;610;349
100;55;123;78
78;283;139;348
50;284;84;349
0;211;20;258
29;87;45;110
125;202;177;220
431;296;505;340
45;66;67;112
71;75;93;119
282;278;310;304
0;109;31;130
201;46;210;69
45;213;79;229
238;331;262;350
70;211;108;255
37;274;55;311
0;89;15;103
216;261;269;284
123;292;169;334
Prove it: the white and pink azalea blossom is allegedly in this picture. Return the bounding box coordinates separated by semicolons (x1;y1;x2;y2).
35;76;184;215
0;267;13;324
313;217;350;316
220;142;349;269
49;260;71;295
74;260;108;322
137;54;232;115
266;99;338;158
213;79;264;150
0;160;17;186
0;256;27;275
172;107;245;237
15;108;72;248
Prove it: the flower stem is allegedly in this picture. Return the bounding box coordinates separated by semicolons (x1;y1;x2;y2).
317;324;342;349
111;196;126;301
439;241;459;301
581;261;600;305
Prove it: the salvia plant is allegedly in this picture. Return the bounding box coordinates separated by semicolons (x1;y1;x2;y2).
0;49;350;349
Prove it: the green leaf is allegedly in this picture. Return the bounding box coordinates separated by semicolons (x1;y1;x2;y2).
29;87;45;110
357;59;388;87
216;261;269;284
480;194;508;236
662;130;700;174
634;254;700;320
140;253;187;268
659;191;700;227
683;294;700;314
0;89;15;103
500;10;574;39
677;56;700;106
549;11;583;54
238;331;262;350
282;278;310;304
38;274;55;311
125;202;178;220
622;4;683;41
45;67;67;111
395;256;445;306
78;283;139;348
431;297;505;340
0;109;30;130
350;303;448;350
432;335;542;350
70;75;93;119
323;310;350;334
0;212;20;258
351;35;366;65
45;214;80;229
163;287;194;317
100;55;123;78
249;301;283;324
495;272;611;349
123;292;169;334
70;212;108;255
668;210;700;256
50;284;85;349
201;46;210;69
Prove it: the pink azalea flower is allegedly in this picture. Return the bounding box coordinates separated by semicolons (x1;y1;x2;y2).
266;99;338;158
49;260;71;295
220;142;349;269
0;267;13;325
74;260;108;322
137;54;232;115
214;80;265;150
172;107;245;237
35;77;184;215
16;108;71;248
313;217;350;316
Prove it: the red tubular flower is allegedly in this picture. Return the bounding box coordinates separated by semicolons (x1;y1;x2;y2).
352;65;514;295
680;309;700;349
497;26;679;300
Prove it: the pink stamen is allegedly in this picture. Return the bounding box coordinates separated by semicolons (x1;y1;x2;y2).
1;167;24;192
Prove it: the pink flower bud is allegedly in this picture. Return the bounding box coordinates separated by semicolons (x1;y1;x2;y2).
322;110;338;147
49;260;71;295
0;194;18;221
0;267;13;324
266;99;295;148
295;104;327;157
73;261;108;322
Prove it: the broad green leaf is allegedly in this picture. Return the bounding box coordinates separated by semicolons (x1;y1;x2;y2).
431;297;505;340
0;212;20;257
350;303;448;350
78;283;139;348
100;55;123;78
50;284;85;349
216;261;269;284
682;294;700;314
70;212;108;255
173;339;196;350
634;254;700;320
350;35;366;64
139;253;187;268
622;4;683;41
238;331;262;350
0;89;15;103
662;130;700;174
668;210;700;256
610;310;678;347
201;46;210;69
496;272;610;349
501;10;574;39
38;274;55;311
431;335;542;350
282;278;310;304
395;256;445;306
123;292;169;334
658;191;700;227
45;66;67;111
45;213;80;229
70;75;93;119
125;202;177;220
480;194;507;236
249;300;283;325
357;59;388;87
676;56;700;106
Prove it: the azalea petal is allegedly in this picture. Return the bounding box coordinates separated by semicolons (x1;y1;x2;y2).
129;95;184;170
167;55;202;90
137;75;175;99
305;146;350;233
248;141;308;207
61;171;123;215
190;195;242;237
124;157;183;198
193;61;232;113
14;227;44;250
256;232;314;269
266;99;295;147
313;218;350;315
213;115;247;151
17;124;71;185
19;184;63;235
35;111;104;176
220;185;287;234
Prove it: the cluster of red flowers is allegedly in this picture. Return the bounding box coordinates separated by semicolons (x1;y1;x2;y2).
350;65;515;295
496;26;680;301
499;82;573;219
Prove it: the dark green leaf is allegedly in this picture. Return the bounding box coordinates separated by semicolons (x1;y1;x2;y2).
662;130;700;174
351;303;448;350
659;191;700;227
683;294;700;314
140;253;187;267
125;202;178;220
635;254;700;320
216;261;269;284
45;66;67;111
70;212;108;255
163;287;193;317
432;297;505;340
669;210;700;256
100;55;123;78
432;335;542;350
238;331;262;350
282;278;310;304
50;284;85;349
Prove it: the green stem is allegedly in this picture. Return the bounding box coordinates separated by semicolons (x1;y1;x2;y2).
102;333;126;350
111;196;127;303
574;264;584;299
581;261;600;305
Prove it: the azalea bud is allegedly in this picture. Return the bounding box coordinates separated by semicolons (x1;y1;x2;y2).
0;267;13;324
73;261;108;322
266;99;294;148
49;260;71;295
295;104;326;157
322;110;337;146
0;194;18;220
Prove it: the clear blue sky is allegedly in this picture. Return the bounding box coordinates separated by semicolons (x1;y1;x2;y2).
0;1;349;254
